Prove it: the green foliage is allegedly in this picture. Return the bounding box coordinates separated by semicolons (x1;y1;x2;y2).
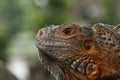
36;0;68;31
101;0;119;24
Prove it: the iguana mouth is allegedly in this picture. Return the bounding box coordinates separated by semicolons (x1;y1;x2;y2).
36;38;82;52
37;39;68;46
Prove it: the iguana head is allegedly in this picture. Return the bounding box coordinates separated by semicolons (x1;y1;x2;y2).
36;24;94;59
36;23;120;80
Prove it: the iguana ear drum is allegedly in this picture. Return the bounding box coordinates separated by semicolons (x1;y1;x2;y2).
83;39;93;50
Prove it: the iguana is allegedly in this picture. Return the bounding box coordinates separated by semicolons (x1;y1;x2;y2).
35;23;120;80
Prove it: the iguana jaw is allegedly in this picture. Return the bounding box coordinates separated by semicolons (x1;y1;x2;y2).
38;49;65;80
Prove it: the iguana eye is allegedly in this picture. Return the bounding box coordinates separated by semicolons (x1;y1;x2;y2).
56;24;80;39
63;27;72;35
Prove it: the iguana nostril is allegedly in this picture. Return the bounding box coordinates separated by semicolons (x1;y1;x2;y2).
39;28;45;36
39;30;43;36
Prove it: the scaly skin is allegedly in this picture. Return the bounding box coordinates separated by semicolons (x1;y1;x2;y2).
35;23;120;80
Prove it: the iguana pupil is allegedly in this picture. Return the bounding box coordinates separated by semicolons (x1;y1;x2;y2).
63;28;72;35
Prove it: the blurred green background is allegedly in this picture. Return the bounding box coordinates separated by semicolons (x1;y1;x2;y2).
0;0;119;80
